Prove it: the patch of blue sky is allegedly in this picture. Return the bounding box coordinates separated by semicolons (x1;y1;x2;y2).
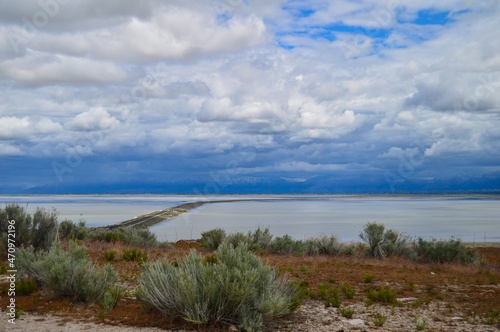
217;12;232;24
400;9;453;25
313;24;392;41
297;8;315;17
277;40;295;50
281;1;318;17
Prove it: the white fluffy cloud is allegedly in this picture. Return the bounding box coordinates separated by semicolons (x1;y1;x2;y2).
0;0;499;187
0;116;30;139
66;108;120;131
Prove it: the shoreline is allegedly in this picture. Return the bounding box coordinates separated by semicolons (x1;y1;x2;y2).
2;193;500;198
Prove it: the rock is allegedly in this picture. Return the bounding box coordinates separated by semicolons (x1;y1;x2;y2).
451;316;463;321
397;297;418;302
228;325;238;331
347;319;366;328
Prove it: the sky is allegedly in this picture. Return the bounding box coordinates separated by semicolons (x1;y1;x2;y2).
0;0;499;194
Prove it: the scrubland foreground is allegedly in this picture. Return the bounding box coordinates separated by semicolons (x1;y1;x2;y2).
0;204;499;331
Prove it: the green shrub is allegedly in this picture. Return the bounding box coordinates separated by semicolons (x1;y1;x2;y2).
200;228;226;249
366;286;398;305
101;285;123;313
363;273;375;283
58;220;88;240
136;243;300;331
383;229;412;257
359;222;410;259
415;317;428;330
271;235;304;255
90;227;169;247
122;248;148;262
247;226;273;250
373;313;387;326
224;232;247;248
16;241;118;304
304;239;320;255
340;306;354;318
317;283;341;308
341;282;355;299
343;244;356;256
15;278;37;295
316;235;343;255
0;204;58;251
413;237;478;264
104;249;117;262
223;227;273;251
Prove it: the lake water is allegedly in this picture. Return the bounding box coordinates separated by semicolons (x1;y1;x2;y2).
0;195;280;227
1;195;499;243
150;196;500;242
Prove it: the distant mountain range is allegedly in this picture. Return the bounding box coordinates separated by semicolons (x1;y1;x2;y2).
6;171;500;195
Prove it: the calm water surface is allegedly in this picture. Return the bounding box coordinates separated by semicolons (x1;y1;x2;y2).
0;195;280;227
150;197;500;242
1;195;498;242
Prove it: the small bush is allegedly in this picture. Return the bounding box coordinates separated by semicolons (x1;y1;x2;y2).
101;286;123;313
123;248;148;262
341;282;355;299
343;244;356;256
303;239;320;255
340;306;354;318
316;235;343;255
414;237;478;264
271;235;304;255
373;313;387;326
90;227;169;247
58;220;88;240
318;283;341;308
104;249;117;262
363;273;375;283
136;243;300;331
200;228;226;249
247;226;273;250
360;222;410;259
224;232;247;248
0;204;58;251
16;241;117;304
415;317;428;330
366;286;398;305
15;278;37;295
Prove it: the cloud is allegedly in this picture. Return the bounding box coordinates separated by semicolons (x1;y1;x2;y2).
0;0;499;192
0;116;31;139
66;108;120;131
4;2;268;64
0;53;129;86
0;143;24;156
34;118;63;134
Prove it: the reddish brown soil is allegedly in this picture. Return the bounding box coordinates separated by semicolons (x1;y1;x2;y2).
1;239;499;331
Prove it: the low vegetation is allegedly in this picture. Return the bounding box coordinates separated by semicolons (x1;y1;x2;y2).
0;204;58;251
2;203;497;331
16;241;118;305
413;237;479;264
136;242;300;331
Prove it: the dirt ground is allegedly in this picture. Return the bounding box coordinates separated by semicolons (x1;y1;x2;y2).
1;240;499;331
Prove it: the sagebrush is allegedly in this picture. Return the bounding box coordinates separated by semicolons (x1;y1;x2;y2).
136;242;300;331
0;204;58;251
16;241;118;304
